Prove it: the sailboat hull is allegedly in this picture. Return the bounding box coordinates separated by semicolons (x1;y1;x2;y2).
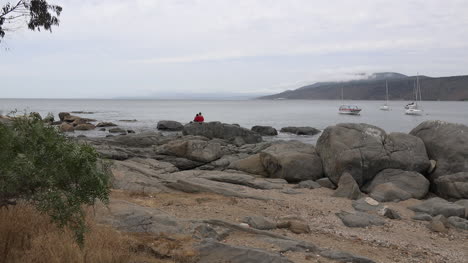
379;105;390;111
405;109;423;115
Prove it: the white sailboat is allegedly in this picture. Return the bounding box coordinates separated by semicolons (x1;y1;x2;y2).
339;88;362;115
405;75;423;115
379;81;390;111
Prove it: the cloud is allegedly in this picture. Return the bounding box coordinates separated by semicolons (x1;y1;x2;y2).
1;0;468;98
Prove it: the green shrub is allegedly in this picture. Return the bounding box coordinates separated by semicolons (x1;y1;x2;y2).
0;115;110;244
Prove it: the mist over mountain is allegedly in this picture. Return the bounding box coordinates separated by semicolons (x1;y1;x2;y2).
258;73;468;101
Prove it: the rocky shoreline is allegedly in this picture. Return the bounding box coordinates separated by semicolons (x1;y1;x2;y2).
84;118;467;262
2;112;467;262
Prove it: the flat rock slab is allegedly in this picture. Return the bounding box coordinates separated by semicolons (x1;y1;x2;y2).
336;211;386;228
319;249;376;263
412;213;433;221
165;177;273;200
408;197;465;218
242;216;277;230
95;199;182;234
295;180;322;189
199;172;285;190
197;241;294;263
111;158;178;194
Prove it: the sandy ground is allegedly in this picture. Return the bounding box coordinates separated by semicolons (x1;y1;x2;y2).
110;185;468;263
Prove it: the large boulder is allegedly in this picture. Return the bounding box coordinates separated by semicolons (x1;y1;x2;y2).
410;121;468;181
280;126;320;135
316;123;430;187
183;122;262;144
228;154;268;176
157;120;184;131
251;125;278;136
363;169;429;202
259;141;323;182
385;132;431;173
156;139;222;163
434;172;468;199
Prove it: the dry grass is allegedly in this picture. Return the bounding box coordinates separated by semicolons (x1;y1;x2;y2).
0;203;198;263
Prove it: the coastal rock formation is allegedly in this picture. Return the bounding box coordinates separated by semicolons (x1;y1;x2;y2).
183;122;262;145
410;121;468;181
109;127;127;133
384;132;431;173
259;141;323;182
251;125;278;136
96;122;117;127
74;123;96;130
157;120;184;131
58;112;70;121
228;154;268;176
364;169;429;202
316;123;429;186
434;172;468;199
280;126;320;135
59;122;74;132
156;139;222;163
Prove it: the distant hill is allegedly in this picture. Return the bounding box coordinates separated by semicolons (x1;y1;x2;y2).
258;73;468;101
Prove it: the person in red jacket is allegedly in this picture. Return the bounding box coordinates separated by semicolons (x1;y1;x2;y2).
193;112;204;123
197;112;204;122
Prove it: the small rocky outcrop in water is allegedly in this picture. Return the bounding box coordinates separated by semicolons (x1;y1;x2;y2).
74;123;96;131
410;121;468;183
59;122;74;132
251;126;278;136
183;122;262;145
280;126;320;135
316;123;430;187
157;120;184;131
96;122;118;127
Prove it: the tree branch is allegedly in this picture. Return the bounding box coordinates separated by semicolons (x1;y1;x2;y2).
0;1;25;19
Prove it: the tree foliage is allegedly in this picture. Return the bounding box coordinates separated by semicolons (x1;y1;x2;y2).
0;115;110;244
0;0;62;41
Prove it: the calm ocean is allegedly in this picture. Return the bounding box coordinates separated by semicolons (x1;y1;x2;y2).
1;99;467;144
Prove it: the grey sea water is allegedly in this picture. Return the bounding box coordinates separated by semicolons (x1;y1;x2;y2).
1;99;467;144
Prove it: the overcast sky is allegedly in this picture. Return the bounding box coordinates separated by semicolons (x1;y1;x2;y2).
1;0;468;98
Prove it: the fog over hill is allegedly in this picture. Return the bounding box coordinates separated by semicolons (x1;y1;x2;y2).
259;73;468;101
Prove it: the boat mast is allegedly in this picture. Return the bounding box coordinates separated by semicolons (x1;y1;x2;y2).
385;81;389;105
416;74;420;107
418;74;422;108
